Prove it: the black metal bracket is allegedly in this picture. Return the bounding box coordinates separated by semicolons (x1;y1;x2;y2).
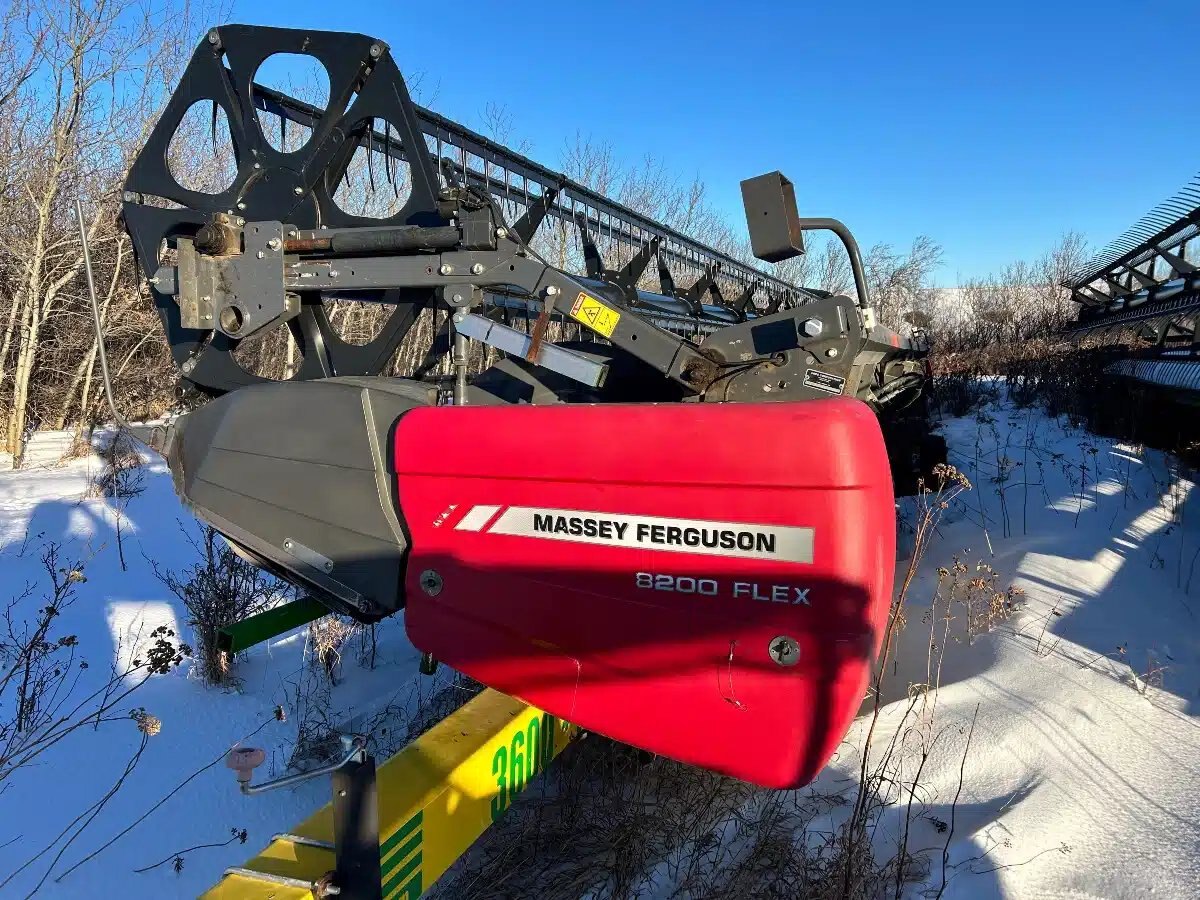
332;754;382;899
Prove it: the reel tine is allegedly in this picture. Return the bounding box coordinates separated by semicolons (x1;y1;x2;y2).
367;117;376;193
384;121;396;195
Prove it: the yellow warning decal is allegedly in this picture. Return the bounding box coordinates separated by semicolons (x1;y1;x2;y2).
568;292;621;338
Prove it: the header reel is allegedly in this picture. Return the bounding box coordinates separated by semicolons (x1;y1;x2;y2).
122;24;925;413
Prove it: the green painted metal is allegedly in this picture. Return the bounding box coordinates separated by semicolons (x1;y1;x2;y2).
218;596;329;653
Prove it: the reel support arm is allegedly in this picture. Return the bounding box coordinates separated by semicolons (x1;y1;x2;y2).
158;207;726;393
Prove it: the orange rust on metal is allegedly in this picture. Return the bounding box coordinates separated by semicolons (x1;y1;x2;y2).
525;295;557;362
283;237;333;253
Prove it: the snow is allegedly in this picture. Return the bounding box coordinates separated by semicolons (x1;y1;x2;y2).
827;399;1200;898
1;394;1198;898
0;430;437;897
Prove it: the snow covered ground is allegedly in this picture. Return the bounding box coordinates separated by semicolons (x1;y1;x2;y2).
0;393;1197;898
836;399;1200;898
0;431;448;897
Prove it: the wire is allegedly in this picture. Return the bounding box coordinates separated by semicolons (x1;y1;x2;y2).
76;193;164;454
76;196;128;431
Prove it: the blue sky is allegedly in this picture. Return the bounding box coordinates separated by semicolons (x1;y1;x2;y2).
231;0;1197;285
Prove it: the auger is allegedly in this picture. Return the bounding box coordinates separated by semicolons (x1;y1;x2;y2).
117;24;944;790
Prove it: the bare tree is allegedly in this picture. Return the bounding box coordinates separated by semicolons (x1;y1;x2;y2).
0;0;199;465
938;232;1088;350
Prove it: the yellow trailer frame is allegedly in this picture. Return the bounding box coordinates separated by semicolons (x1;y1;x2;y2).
203;689;574;899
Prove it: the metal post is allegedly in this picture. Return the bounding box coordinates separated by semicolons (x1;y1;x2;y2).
452;313;468;405
332;755;382;900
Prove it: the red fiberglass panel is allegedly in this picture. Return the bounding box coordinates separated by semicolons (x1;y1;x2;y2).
394;398;895;788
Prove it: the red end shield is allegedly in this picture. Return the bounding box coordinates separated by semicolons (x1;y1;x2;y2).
395;398;894;788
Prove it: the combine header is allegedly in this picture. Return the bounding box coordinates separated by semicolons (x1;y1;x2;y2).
1064;172;1200;393
118;23;941;800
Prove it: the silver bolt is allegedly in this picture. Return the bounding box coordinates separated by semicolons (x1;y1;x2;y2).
470;263;485;275
181;359;195;373
826;347;839;358
293;186;304;196
419;569;443;597
799;318;823;338
495;227;508;239
237;201;246;210
323;561;334;573
329;270;339;278
207;29;219;44
283;539;293;550
253;162;261;170
439;264;454;276
235;217;245;226
545;285;560;297
256;250;264;259
768;635;800;667
451;293;464;304
369;43;383;58
288;230;298;238
267;237;281;250
122;191;136;202
452;311;466;324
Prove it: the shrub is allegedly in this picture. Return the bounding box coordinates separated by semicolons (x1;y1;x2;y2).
152;526;292;685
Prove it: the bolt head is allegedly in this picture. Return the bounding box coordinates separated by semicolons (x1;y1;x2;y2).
471;263;485;275
369;43;383;58
799;318;823;338
256;250;264;259
329;270;339;278
419;569;443;597
545;285;560;297
237;202;246;210
439;264;454;276
769;635;800;666
495;227;508;239
826;347;839;358
235;217;245;226
267;237;281;250
207;29;219;44
293;186;304;196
